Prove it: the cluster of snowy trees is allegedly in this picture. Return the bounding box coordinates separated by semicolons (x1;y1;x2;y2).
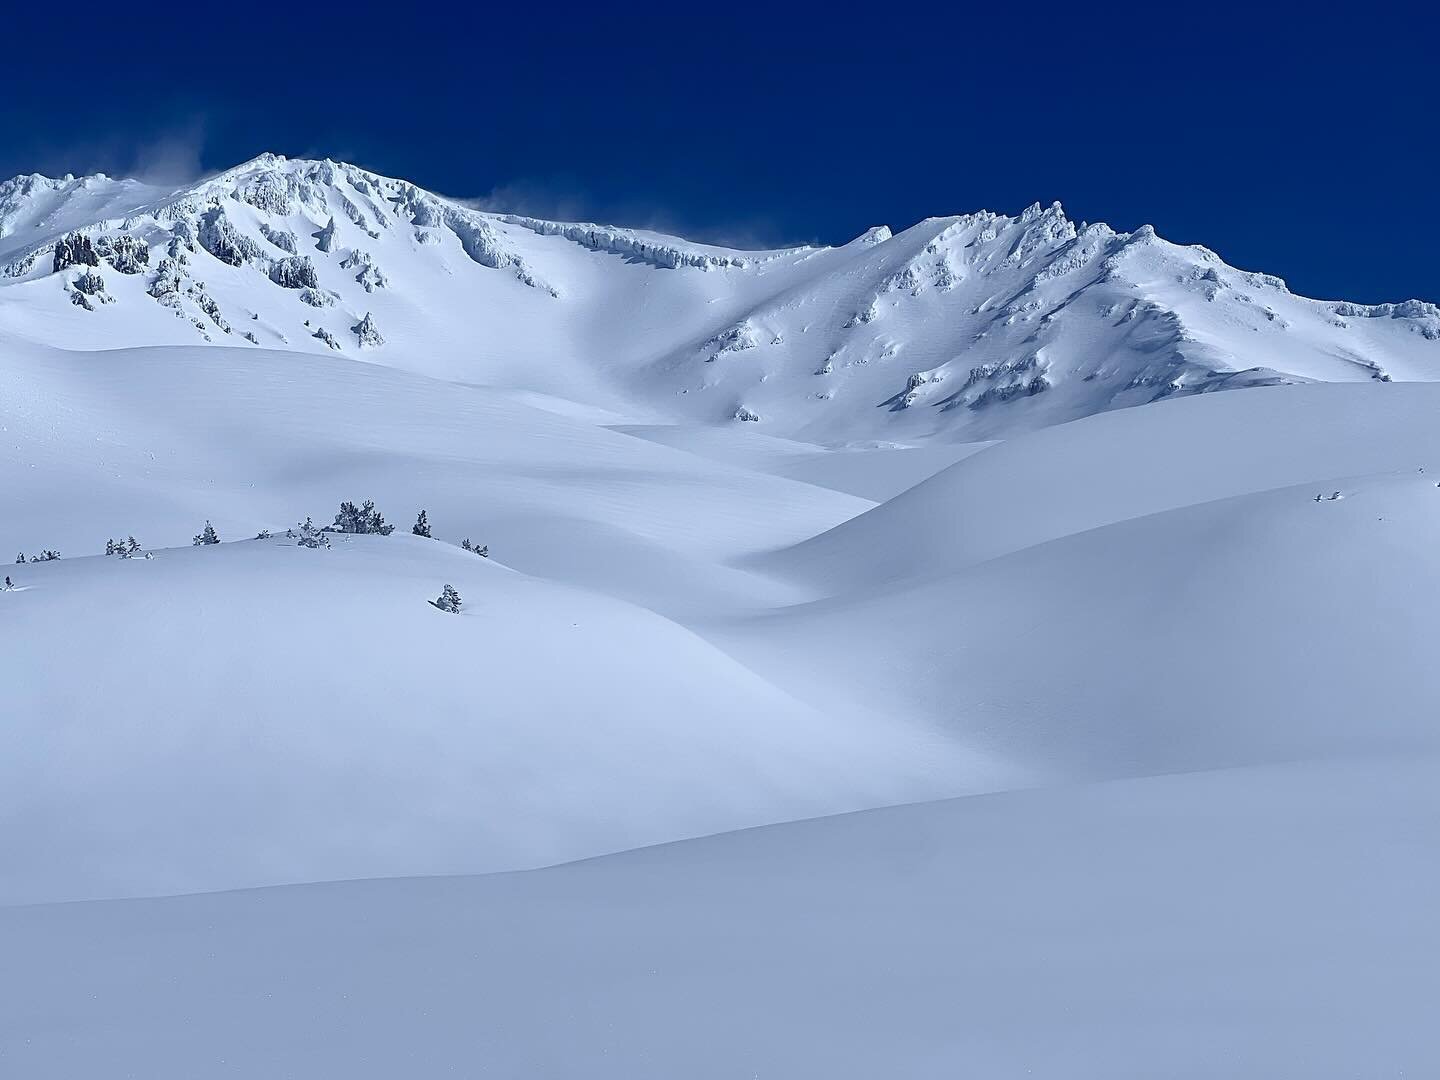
332;500;394;535
12;502;485;615
105;537;145;558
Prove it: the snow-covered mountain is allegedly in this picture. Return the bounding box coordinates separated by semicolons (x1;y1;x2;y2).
6;152;1440;1076
3;153;1436;443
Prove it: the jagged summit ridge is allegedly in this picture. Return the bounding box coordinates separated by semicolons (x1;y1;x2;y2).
0;154;1436;443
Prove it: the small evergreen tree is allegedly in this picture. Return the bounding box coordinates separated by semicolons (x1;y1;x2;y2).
256;528;272;540
35;550;60;562
295;517;330;549
105;539;116;556
15;553;24;564
432;584;462;614
477;545;488;558
412;510;431;538
193;521;220;546
461;538;473;552
124;537;142;557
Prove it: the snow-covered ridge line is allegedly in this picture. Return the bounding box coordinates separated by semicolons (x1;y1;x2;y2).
497;215;812;271
2;153;1438;443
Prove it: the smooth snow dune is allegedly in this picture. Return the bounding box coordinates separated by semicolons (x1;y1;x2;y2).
0;537;976;905
4;755;1436;1080
611;422;991;500
764;382;1440;591
723;471;1440;780
0;339;871;615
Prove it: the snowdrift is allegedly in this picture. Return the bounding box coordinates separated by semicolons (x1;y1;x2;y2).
5;754;1436;1079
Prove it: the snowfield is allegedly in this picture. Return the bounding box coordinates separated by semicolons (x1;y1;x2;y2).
4;757;1437;1079
1;154;1437;1075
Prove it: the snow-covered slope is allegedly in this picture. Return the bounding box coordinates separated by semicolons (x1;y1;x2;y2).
6;335;1440;903
2;534;966;906
0;337;985;905
6;754;1437;1080
4;152;1438;1071
3;154;1436;443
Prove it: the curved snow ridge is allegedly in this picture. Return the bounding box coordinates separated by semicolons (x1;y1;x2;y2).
498;215;810;271
442;207;558;295
1331;298;1440;338
764;381;1440;593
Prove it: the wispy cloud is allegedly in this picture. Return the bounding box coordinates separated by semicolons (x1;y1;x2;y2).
10;118;215;185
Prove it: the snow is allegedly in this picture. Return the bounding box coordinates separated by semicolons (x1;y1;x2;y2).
3;755;1436;1079
2;153;1439;1074
2;155;1435;443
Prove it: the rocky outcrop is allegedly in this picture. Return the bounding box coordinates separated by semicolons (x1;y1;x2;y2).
95;234;149;275
198;209;264;267
193;290;230;333
168;221;196;256
147;255;188;308
704;322;759;362
268;256;319;290
312;217;337;253
259;224;298;254
69;269;111;309
53;232;99;273
72;269;106;296
340;249;387;292
351;311;384;348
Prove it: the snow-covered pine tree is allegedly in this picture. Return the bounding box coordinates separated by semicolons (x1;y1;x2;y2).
193;521;220;546
35;550;60;561
412;510;431;538
124;537;142;557
105;539;116;556
295;517;330;549
433;584;462;614
16;553;25;564
332;499;394;535
477;545;488;558
461;538;473;551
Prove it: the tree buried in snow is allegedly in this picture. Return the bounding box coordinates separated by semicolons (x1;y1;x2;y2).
294;517;330;549
412;510;431;538
192;522;220;546
432;584;462;614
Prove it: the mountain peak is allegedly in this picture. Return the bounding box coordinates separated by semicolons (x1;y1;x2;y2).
0;155;1436;444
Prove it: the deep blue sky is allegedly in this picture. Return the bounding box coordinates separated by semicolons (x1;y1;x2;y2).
1;4;1433;302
